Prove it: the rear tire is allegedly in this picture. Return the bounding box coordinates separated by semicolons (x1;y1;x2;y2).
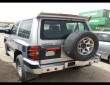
16;55;27;82
108;57;110;64
16;55;39;82
4;41;9;56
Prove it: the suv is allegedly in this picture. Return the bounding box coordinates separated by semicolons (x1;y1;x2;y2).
4;12;101;82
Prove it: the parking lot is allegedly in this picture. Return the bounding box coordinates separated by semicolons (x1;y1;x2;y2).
0;32;110;82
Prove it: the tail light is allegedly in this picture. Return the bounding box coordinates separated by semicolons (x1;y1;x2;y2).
46;47;60;51
28;46;40;60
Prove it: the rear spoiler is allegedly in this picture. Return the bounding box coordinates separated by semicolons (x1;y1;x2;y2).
37;12;91;21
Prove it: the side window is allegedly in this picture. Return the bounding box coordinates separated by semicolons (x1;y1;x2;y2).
18;19;33;39
11;22;19;35
96;33;110;42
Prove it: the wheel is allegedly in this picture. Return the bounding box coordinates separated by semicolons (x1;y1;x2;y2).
99;56;101;61
16;55;27;82
108;57;110;64
4;41;9;56
64;31;99;61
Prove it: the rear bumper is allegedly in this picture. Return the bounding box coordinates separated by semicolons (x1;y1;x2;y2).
23;53;101;74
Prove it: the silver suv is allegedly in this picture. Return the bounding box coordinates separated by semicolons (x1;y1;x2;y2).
4;12;101;82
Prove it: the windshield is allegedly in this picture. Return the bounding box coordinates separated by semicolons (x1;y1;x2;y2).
95;33;110;42
40;19;90;39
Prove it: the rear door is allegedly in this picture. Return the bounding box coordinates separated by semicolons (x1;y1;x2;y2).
38;18;90;64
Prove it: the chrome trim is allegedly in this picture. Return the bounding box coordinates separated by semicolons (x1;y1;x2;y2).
23;57;40;66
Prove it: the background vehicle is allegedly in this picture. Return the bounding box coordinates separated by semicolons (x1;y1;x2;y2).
4;12;101;82
0;23;9;32
94;31;110;63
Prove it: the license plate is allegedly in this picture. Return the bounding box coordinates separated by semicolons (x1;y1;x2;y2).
46;51;55;56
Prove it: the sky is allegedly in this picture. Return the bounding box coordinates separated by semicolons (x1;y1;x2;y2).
0;3;110;22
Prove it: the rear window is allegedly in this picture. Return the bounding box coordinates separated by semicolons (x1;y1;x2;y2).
40;19;89;39
95;33;110;42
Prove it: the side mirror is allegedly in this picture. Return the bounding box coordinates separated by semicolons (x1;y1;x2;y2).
5;29;11;34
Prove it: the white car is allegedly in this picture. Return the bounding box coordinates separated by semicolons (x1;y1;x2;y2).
94;31;110;63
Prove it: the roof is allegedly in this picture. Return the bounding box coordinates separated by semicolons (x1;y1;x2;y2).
36;12;91;21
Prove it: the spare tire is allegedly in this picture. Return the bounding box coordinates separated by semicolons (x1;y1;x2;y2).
64;31;99;61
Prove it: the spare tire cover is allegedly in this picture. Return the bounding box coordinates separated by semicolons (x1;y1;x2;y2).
63;31;99;61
